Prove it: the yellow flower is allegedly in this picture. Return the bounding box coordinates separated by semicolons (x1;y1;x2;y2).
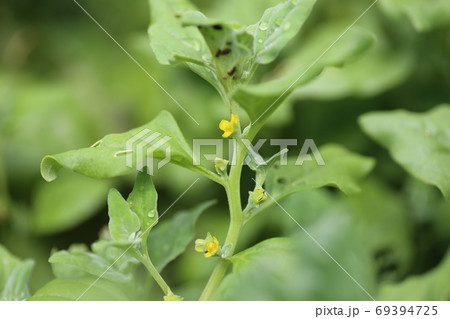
219;113;239;138
249;187;267;205
205;237;219;258
195;233;220;258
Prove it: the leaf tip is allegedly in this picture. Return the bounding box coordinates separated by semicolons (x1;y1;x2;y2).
40;156;62;182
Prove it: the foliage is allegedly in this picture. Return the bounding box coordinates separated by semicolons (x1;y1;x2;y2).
0;0;449;301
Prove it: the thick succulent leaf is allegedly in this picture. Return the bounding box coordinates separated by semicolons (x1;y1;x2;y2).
29;276;132;301
264;144;374;203
183;11;254;87
248;0;316;64
0;245;34;301
359;105;450;200
213;213;376;300
234;27;374;125
32;173;110;235
381;0;450;32
147;200;215;271
41;111;196;181
379;250;450;300
49;250;131;283
127;171;159;232
107;189;141;242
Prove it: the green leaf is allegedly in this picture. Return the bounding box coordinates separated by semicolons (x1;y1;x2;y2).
41;147;133;182
213;213;376;300
147;200;215;271
41;111;201;181
248;0;316;65
381;0;450;32
234;27;374;125
107;189;141;242
182;11;254;87
49;250;131;283
291;49;413;101
148;0;209;66
379;250;450;300
359;105;450;199
346;179;413;278
148;0;226;94
127;171;158;233
32;173;110;235
265;144;374;201
29;276;132;301
1;260;34;301
91;240;139;274
0;244;34;301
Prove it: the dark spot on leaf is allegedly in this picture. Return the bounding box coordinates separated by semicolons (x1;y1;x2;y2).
226;41;232;46
276;177;288;185
212;24;223;30
215;48;232;57
221;48;232;55
227;66;237;76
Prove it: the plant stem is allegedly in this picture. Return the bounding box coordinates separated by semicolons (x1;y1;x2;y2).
137;234;172;296
199;139;247;300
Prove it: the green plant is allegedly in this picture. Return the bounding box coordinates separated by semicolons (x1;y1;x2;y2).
1;0;449;301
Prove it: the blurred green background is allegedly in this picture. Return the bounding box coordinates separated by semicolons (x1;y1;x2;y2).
1;0;449;300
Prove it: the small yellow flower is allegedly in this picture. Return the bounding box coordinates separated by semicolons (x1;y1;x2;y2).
219;113;239;138
195;233;220;258
205;237;219;258
249;187;267;205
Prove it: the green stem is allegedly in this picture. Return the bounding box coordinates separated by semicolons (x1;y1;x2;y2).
193;165;225;186
199;139;247;300
136;233;172;296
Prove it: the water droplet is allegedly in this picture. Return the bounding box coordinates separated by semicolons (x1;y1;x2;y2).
258;39;263;44
283;22;291;31
259;22;269;31
275;18;284;26
148;210;156;218
242;71;250;79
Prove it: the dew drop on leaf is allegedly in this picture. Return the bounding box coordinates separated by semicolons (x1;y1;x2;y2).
259;22;269;31
283;22;292;31
275;18;284;26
